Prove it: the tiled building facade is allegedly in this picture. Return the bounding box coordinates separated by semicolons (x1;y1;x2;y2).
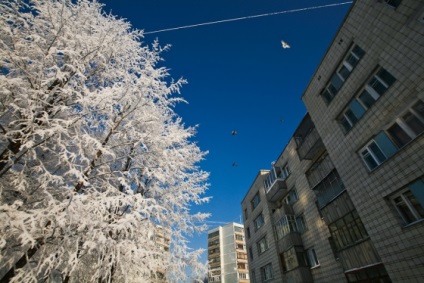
208;222;250;283
242;0;424;282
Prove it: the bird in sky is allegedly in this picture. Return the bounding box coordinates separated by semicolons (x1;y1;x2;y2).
231;130;238;135
281;40;290;49
232;162;238;167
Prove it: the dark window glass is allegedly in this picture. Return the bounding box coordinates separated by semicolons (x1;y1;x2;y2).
338;65;351;80
341;117;352;132
358;90;376;108
412;100;424;118
405;190;424;219
352;45;365;58
345;109;358;125
377;68;396;86
369;141;387;163
387;123;412;148
393;195;416;223
322;89;334;103
385;0;402;8
403;111;424;136
362;149;378;170
369;77;388;95
330;73;343;93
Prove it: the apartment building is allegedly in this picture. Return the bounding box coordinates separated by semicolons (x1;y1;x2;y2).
150;225;171;282
207;222;250;283
242;0;424;282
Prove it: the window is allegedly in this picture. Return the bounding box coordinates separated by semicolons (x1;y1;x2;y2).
260;263;273;281
251;192;261;211
306;248;320;268
239;272;249;280
246;226;251;239
274;215;297;240
387;100;424;147
339;68;396;132
208;231;219;238
280;246;308;272
257;236;269;254
254;213;265;231
282;163;290;178
384;0;401;8
249;246;254;260
360;132;397;170
236;243;245;251
284;187;299;205
313;170;346;209
321;44;365;104
244;208;248;220
209;275;221;282
251;270;256;283
235;234;244;241
209;248;220;255
296;215;307;234
208;238;219;247
390;178;424;225
238;263;247;270
328;210;369;251
237;252;247;260
360;100;424;171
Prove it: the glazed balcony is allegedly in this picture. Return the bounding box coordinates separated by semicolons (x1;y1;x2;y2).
264;166;289;202
297;127;325;160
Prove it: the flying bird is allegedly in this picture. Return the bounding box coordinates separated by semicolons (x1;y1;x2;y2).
232;162;238;167
281;40;291;49
231;130;238;136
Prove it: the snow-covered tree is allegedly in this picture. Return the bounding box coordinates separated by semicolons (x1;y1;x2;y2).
0;0;210;282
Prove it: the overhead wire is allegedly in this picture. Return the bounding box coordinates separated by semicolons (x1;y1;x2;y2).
144;1;352;35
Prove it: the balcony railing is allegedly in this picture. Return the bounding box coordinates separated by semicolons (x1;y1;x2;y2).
264;167;288;202
314;170;346;209
297;127;325;160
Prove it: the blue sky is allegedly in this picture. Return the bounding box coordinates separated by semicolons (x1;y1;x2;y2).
99;0;351;263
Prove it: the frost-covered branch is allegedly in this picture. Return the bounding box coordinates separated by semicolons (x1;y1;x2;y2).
0;0;210;282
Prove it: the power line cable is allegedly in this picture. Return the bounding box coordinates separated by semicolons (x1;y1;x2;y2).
144;1;352;35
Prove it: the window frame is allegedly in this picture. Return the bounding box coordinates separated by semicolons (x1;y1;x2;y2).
338;67;396;133
251;192;261;211
360;140;388;171
390;179;424;226
386;100;424;148
306;248;320;268
284;186;299;205
296;214;307;234
254;212;265;231
257;235;269;255
360;99;424;171
384;0;402;8
249;246;254;260
250;270;256;283
328;210;369;251
321;44;365;104
260;263;273;281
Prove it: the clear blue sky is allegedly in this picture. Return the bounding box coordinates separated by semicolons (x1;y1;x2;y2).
99;0;351;264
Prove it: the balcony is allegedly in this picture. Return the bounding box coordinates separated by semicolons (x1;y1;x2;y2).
273;203;294;223
297;127;325;160
314;170;346;209
275;228;304;253
264;166;288;202
284;266;314;283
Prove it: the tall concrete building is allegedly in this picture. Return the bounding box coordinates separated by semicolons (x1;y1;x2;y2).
208;222;250;283
242;0;424;282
